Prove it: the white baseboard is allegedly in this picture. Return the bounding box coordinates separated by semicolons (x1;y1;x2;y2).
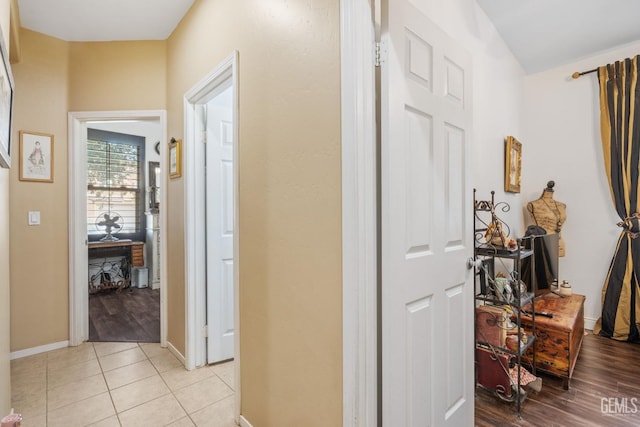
10;340;69;360
167;341;186;366
584;316;597;331
239;415;253;427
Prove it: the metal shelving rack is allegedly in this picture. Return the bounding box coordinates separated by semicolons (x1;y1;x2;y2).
473;189;537;418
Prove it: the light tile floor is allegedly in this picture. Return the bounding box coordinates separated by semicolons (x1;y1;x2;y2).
10;342;236;427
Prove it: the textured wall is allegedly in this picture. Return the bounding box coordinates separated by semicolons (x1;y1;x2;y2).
9;29;69;352
167;1;342;425
0;0;12;415
9;31;166;352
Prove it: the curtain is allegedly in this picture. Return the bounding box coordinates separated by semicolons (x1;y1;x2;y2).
594;55;640;342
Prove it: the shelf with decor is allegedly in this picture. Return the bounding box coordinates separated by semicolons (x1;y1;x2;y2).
473;189;538;419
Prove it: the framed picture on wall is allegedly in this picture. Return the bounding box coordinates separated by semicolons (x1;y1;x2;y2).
504;135;522;193
0;24;14;169
169;137;182;179
19;131;54;183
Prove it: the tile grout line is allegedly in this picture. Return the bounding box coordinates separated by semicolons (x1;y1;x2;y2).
142;344;236;426
99;342;124;427
145;344;198;426
104;342;191;426
31;341;234;427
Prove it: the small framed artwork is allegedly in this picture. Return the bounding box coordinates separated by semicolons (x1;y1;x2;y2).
19;130;54;182
504;135;522;193
169;137;182;179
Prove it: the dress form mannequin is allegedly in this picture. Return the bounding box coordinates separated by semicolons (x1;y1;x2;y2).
526;181;567;256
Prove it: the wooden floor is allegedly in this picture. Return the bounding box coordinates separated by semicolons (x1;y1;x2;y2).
88;286;160;343
475;331;640;426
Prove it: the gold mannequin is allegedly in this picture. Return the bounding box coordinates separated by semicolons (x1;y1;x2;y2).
526;181;567;256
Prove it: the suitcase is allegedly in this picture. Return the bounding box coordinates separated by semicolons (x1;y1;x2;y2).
476;305;508;348
476;345;515;398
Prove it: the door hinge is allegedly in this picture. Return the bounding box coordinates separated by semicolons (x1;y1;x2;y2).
375;41;383;67
201;130;207;144
202;325;208;338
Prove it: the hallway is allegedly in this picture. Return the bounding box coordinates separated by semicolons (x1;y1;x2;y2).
10;342;235;427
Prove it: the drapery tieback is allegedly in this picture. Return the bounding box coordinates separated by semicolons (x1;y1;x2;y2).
617;213;640;238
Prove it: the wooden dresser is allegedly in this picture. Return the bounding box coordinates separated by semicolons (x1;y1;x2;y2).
520;292;585;389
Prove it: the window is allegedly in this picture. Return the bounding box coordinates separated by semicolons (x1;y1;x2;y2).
87;128;145;241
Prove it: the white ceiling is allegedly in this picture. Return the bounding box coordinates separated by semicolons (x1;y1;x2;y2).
17;0;195;41
16;0;640;73
477;0;640;74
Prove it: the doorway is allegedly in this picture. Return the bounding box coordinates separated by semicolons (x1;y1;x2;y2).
341;1;474;426
68;110;168;347
204;82;235;363
85;124;161;342
183;51;240;416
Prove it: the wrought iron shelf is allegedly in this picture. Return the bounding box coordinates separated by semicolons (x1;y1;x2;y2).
475;246;533;260
475;292;535;309
473;189;537;419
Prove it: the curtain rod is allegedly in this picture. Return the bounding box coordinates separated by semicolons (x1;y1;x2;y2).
571;68;598;79
572;55;640;79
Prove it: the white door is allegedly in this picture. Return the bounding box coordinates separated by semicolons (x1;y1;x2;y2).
205;83;235;364
381;1;474;426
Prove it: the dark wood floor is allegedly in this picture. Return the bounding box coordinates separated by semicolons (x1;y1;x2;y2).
89;286;160;343
475;331;640;426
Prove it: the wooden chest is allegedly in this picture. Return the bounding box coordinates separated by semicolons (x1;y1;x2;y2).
520;293;585;389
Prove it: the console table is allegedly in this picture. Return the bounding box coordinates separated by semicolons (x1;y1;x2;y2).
88;240;144;292
520;292;585;389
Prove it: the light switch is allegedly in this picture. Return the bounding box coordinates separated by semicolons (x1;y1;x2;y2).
28;211;40;225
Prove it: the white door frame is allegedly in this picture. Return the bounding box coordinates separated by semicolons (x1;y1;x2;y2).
68;109;168;347
341;1;378;426
183;51;240;417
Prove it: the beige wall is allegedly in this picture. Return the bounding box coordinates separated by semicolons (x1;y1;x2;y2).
168;1;342;425
10;29;70;351
8;1;342;423
0;0;12;415
9;31;166;352
68;41;166;111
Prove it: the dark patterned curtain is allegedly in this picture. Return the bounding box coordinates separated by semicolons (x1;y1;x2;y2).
594;55;640;342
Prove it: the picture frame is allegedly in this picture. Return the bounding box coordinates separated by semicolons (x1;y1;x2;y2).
504;135;522;193
0;25;14;169
19;131;54;182
169;137;182;179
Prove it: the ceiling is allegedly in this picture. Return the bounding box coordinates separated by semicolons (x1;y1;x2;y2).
477;0;640;74
15;0;640;74
17;0;195;41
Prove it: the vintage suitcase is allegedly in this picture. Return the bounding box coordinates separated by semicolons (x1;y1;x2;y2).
476;345;514;398
520;292;585;389
476;305;508;347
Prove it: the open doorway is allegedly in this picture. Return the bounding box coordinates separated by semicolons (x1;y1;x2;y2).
85;123;161;342
183;51;240;416
68;110;168;347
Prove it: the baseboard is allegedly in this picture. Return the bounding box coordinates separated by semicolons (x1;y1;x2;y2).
239;415;253;427
584;316;597;331
166;341;186;366
10;340;69;360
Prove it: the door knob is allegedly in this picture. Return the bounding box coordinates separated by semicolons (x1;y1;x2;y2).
467;257;481;270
